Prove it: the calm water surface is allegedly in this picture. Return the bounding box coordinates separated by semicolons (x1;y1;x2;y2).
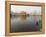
11;16;42;32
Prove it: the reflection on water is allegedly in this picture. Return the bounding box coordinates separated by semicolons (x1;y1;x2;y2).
11;15;42;32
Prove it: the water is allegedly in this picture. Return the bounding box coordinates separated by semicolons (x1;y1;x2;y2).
11;15;42;32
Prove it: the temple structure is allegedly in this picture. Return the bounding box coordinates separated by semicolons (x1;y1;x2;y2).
19;11;29;16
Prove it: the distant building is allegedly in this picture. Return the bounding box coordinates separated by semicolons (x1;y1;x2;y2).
19;11;29;16
20;11;26;15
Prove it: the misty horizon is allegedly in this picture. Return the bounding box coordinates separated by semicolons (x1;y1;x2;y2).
11;5;41;15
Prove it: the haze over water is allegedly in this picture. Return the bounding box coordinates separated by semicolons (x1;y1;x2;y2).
11;5;42;32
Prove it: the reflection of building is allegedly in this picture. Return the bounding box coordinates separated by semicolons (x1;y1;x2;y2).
18;11;29;21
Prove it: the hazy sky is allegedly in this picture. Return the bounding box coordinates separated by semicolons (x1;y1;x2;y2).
11;5;41;15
